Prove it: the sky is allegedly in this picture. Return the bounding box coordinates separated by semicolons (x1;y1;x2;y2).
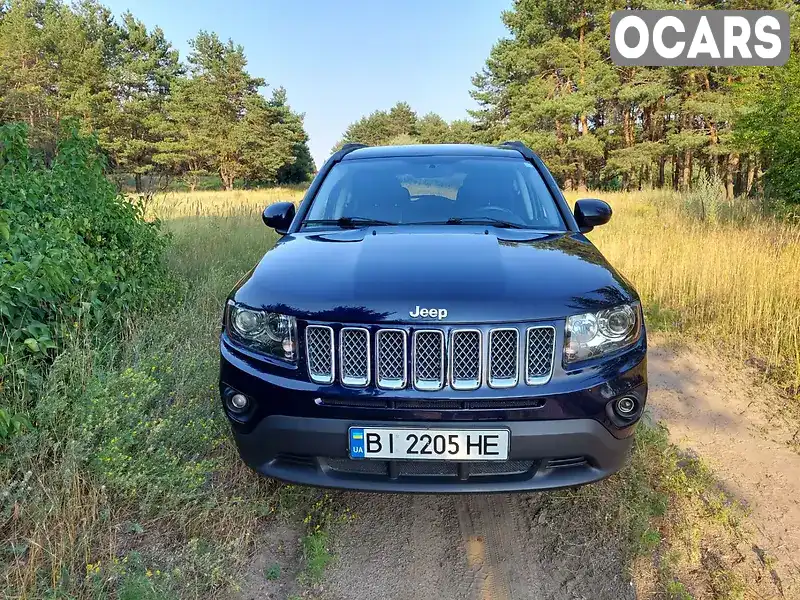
102;0;512;168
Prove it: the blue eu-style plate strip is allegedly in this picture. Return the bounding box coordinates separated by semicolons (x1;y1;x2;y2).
349;428;365;459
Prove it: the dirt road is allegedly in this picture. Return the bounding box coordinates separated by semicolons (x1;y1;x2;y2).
319;491;636;600
240;338;800;600
648;340;800;597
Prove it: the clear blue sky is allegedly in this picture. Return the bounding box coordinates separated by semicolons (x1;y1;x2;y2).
102;0;511;168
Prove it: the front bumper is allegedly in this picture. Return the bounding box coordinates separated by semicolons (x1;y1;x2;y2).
220;330;646;492
231;415;634;492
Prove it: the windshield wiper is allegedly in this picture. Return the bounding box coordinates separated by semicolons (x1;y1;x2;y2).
408;217;527;229
303;217;398;229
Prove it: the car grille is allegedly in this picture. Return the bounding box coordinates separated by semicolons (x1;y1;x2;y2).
305;325;334;384
525;326;556;384
305;323;556;391
324;458;536;479
376;329;406;389
488;328;519;387
413;330;445;391
340;327;369;387
450;330;481;390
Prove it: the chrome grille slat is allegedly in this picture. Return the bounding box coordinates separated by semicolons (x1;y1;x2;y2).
305;325;334;384
376;329;407;389
305;323;554;392
525;326;556;385
340;327;370;387
450;329;481;390
413;330;445;391
488;328;519;388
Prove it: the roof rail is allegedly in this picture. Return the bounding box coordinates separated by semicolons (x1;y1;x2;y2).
332;144;368;162
339;142;367;152
499;140;537;160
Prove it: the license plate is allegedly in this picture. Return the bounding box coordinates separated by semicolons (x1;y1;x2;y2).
348;427;509;461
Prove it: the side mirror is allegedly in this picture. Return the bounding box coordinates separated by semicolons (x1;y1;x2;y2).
262;202;296;235
574;199;612;233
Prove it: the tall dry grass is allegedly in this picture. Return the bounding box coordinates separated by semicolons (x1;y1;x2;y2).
146;187;305;221
566;190;800;393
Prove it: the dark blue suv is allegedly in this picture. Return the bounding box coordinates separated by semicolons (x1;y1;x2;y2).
219;142;647;492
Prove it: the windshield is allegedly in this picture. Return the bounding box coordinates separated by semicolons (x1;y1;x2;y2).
303;156;565;230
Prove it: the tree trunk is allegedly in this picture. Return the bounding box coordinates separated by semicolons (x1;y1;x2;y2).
220;170;234;191
658;156;666;187
673;154;681;190
134;173;143;193
623;110;633;147
579;18;589;138
746;157;756;195
683;150;693;191
725;153;739;201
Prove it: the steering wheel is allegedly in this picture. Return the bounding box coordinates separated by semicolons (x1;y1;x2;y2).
475;205;519;220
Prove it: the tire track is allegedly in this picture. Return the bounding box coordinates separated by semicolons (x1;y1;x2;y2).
322;491;632;600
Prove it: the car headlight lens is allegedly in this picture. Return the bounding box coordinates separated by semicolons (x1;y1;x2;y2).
564;302;641;363
226;301;297;362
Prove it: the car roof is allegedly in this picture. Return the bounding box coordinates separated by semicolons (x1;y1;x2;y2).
341;144;524;161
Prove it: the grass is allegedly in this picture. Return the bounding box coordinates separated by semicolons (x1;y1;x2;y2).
263;563;281;581
566;189;800;396
542;419;750;598
2;185;795;598
2;189;292;598
146;186;305;222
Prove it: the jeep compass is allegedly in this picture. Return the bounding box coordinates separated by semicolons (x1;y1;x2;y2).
219;142;647;492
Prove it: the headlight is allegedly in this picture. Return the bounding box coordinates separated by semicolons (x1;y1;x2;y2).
564;302;641;363
225;301;297;362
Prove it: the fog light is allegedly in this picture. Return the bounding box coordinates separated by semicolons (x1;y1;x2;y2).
615;396;637;416
230;393;248;411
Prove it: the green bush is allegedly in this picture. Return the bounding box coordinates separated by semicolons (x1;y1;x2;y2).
0;123;168;391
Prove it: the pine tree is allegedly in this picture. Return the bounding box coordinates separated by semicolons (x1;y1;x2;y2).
102;13;181;192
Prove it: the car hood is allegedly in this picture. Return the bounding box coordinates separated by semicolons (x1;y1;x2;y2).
232;227;638;324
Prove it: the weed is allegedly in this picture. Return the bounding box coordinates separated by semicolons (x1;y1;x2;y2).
300;531;332;584
0;124;168;395
0;406;32;443
710;569;746;600
665;580;693;600
264;563;281;581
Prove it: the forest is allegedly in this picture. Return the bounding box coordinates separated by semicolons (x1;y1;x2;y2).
1;0;799;203
0;0;314;191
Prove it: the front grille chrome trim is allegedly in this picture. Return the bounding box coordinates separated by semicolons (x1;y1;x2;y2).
305;325;335;384
306;322;556;393
525;326;556;385
339;327;370;387
412;329;446;391
376;329;407;390
449;329;482;391
487;328;519;389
